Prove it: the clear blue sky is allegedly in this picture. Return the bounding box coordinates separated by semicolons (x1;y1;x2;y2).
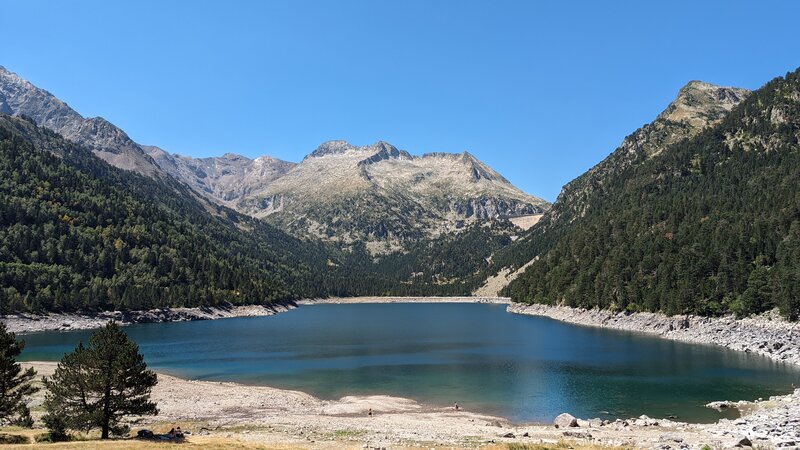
2;1;799;200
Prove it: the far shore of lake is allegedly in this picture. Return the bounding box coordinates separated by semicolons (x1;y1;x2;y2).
0;296;510;334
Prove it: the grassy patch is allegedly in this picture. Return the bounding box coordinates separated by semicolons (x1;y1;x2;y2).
0;433;29;444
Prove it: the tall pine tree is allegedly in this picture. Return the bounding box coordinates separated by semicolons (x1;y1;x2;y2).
43;322;158;439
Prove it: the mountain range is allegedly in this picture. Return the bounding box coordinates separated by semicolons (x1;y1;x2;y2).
0;65;547;252
146;140;547;250
1;63;798;321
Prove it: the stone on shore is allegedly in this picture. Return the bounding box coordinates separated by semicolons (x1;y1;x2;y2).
554;413;578;428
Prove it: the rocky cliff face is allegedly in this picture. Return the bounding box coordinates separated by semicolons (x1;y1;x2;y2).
0;66;163;177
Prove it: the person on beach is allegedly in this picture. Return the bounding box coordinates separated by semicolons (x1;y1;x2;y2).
454;402;460;411
368;408;373;416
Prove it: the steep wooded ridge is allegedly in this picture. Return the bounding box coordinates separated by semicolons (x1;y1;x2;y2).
487;81;751;277
0;114;339;313
503;69;800;320
147;140;548;251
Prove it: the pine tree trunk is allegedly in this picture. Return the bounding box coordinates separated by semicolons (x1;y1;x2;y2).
101;382;111;439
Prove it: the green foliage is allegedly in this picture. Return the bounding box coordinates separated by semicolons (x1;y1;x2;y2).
43;322;157;439
0;115;342;313
0;433;29;444
0;322;37;426
321;220;519;297
503;68;800;320
12;404;33;428
41;414;69;442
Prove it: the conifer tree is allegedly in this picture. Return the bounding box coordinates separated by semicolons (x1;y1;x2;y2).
0;322;37;427
43;322;157;439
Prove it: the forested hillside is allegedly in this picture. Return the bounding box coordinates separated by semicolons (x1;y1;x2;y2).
328;220;520;297
0;115;336;313
0;114;522;313
504;69;800;320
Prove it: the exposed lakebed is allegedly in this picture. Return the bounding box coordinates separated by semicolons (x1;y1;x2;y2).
17;303;800;423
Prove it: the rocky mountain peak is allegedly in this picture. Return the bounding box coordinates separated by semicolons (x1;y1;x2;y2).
658;80;751;129
306;140;356;159
358;141;412;166
0;66;163;177
221;152;250;161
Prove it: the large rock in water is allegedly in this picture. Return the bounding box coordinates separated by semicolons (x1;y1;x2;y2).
554;413;578;428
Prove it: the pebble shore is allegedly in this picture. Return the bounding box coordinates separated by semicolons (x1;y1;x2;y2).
508;303;800;366
1;303;294;334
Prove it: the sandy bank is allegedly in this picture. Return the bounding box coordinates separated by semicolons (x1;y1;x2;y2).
508;303;800;367
24;362;799;449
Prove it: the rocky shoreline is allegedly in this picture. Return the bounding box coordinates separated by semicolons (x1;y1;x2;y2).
298;296;511;305
508;303;800;367
1;302;296;334
0;297;509;334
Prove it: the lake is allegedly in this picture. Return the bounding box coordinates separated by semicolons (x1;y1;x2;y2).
18;302;800;423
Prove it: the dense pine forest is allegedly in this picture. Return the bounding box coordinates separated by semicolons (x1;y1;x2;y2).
503;69;800;320
0;115;339;313
0;115;510;313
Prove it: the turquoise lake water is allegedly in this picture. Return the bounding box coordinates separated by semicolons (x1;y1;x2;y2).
17;303;800;423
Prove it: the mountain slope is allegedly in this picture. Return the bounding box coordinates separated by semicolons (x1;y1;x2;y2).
0;66;162;177
503;69;800;320
1;66;547;253
0;114;337;313
142;145;296;206
240;141;549;250
483;80;751;285
148;140;549;252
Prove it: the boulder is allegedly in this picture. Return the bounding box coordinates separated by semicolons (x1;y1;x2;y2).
587;418;603;428
554;413;578;428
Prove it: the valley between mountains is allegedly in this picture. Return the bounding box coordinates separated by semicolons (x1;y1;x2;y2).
2;63;800;320
3;62;800;449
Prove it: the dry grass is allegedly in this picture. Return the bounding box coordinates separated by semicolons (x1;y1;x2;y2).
0;426;303;450
1;427;635;450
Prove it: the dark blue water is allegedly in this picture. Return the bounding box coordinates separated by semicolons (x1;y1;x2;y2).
18;303;800;423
